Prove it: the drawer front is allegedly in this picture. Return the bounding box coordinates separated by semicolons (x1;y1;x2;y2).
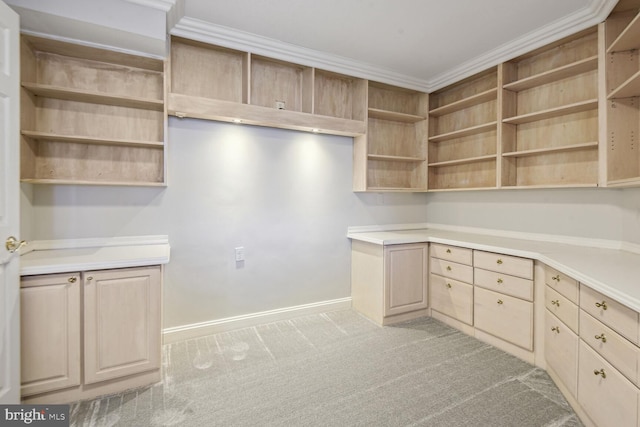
545;286;579;333
578;341;639;427
474;287;533;350
429;274;473;325
580;285;639;345
430;243;472;266
474;268;533;301
543;264;579;304
580;309;639;385
473;251;533;279
430;257;473;284
545;309;578;397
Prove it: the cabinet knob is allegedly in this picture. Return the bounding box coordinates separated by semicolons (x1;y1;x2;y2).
594;368;606;379
551;300;560;307
496;259;503;265
68;277;77;283
595;333;607;343
551;326;560;333
497;299;503;305
595;301;608;310
497;278;503;284
552;275;560;282
86;276;93;281
446;249;451;254
5;236;27;254
446;283;452;289
446;266;452;271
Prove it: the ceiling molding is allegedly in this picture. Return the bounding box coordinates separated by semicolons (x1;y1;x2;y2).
171;17;432;92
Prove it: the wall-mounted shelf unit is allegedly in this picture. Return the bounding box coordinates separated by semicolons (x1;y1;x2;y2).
20;35;167;186
603;4;640;187
500;28;599;188
353;82;428;192
167;36;366;137
428;68;498;190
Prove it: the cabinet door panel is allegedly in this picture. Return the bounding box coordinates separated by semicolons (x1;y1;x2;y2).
474;287;533;350
429;274;473;325
543;264;579;303
545;285;579;333
581;285;639;345
430;243;472;265
544;309;578;397
20;273;81;396
384;244;428;316
430;257;473;283
473;251;533;279
474;267;533;301
84;266;161;384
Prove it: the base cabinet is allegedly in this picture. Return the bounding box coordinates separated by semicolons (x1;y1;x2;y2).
20;266;162;403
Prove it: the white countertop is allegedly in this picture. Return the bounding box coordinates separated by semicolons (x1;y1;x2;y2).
20;236;170;276
348;227;640;313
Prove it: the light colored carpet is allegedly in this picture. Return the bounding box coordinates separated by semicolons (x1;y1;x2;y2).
70;310;583;426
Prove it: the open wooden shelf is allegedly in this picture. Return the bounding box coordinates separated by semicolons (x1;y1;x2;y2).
429;122;497;142
503;56;598;92
502;142;598;158
503;100;598;125
428;88;497;117
607;11;640;53
428;154;497;167
368;108;425;123
21;131;164;148
20;179;167;187
367;154;425;162
608;70;640;99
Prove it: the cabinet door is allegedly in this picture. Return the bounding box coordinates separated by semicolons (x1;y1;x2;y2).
474;287;533;350
84;266;161;384
544;309;578;397
20;273;81;396
384;244;428;317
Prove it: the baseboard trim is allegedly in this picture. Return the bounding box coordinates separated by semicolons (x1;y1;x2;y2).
162;297;352;343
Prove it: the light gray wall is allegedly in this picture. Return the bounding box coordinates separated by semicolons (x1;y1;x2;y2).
26;119;428;328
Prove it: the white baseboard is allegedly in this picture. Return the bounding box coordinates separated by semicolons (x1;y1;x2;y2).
162;297;352;344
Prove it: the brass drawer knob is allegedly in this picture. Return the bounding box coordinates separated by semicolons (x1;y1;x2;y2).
68;277;77;283
446;283;452;289
446;249;451;254
595;301;608;310
594;369;606;379
496;259;503;265
446;266;452;271
551;326;560;333
497;299;504;305
595;333;607;343
497;278;503;284
552;275;560;282
551;300;560;307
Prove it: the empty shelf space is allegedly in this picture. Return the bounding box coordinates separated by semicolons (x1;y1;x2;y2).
367;154;425;162
608;70;640;99
20;178;167;187
21;83;164;111
428;88;497;116
503;56;598;92
502;142;598;158
503;99;598;125
428;154;497;167
429;122;497;142
608;12;640;53
368;108;425;123
21;131;165;148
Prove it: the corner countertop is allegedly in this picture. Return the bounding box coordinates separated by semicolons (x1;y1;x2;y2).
19;235;170;276
348;225;640;313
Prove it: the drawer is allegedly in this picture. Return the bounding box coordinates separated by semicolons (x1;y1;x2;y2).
474;287;533;350
545;309;578;397
580;309;639;385
473;251;533;280
580;285;639;345
545;285;579;333
543;264;579;304
430;257;473;284
429;274;473;325
474;268;533;301
578;341;639;427
430;243;472;266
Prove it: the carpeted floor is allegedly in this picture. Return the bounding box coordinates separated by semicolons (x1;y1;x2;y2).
69;310;583;426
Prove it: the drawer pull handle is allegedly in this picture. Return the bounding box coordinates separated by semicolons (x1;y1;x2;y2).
497;278;503;284
551;300;560;307
552;275;560;282
595;301;608;310
446;249;451;254
594;369;606;379
551;326;560;333
446;283;452;289
446;266;452;271
595;333;607;343
496;259;503;265
68;277;77;283
497;299;503;305
86;276;93;281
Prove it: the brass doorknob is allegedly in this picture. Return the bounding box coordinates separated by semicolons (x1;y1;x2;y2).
594;369;606;378
5;236;27;254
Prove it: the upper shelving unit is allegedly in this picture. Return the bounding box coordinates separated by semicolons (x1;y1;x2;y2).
20;35;166;186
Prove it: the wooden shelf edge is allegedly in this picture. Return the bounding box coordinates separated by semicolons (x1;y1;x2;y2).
367;108;425;123
427;186;497;192
502;99;598;125
168;93;366;137
366;187;428;192
367;154;425;163
21;131;164;149
428;88;497;116
606;177;640;187
428;122;497;142
607;11;640;53
502;142;598;158
503;56;598;92
22;83;164;111
428;154;497;167
20;179;167;187
608;70;640;99
500;184;598;189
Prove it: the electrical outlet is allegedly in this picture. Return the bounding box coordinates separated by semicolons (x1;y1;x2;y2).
235;247;245;262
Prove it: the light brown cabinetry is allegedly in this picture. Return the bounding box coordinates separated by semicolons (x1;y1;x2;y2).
545;309;579;397
20;35;166;186
20;266;162;403
429;244;474;326
351;241;428;325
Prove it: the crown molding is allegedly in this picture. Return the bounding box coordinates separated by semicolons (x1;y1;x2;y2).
171;17;432;92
